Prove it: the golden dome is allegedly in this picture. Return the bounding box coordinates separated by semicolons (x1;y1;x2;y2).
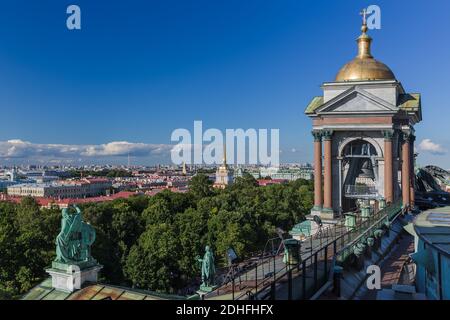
335;22;395;82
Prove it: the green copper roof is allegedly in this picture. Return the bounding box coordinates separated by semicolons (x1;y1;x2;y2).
398;93;421;111
304;96;324;114
304;93;421;115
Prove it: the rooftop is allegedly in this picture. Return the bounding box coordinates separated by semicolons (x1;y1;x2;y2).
2;191;138;207
22;278;192;300
335;12;395;82
304;93;421;115
414;206;450;256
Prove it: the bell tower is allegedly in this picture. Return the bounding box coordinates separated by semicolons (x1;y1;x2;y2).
305;11;422;221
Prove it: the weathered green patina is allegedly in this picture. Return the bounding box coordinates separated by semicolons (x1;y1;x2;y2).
344;212;357;230
53;205;97;270
283;239;301;265
197;245;216;292
398;93;421;111
379;198;386;210
304;93;421;118
361;205;371;220
304;96;324;114
374;229;384;239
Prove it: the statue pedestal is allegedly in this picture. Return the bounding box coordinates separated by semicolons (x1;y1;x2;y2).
196;285;218;300
309;208;339;222
46;262;102;293
305;214;340;225
199;285;218;293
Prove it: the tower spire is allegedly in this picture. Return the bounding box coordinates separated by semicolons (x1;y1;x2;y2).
223;142;227;166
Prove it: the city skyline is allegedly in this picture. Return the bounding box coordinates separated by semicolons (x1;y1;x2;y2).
1;1;450;167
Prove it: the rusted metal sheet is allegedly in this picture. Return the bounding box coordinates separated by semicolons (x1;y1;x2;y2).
91;287;125;300
67;285;105;300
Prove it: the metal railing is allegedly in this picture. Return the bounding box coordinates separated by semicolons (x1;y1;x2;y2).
228;224;355;299
335;200;402;264
344;184;378;196
321;200;403;298
213;201;404;300
212;237;284;295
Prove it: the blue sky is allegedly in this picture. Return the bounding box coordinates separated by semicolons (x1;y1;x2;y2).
0;0;449;167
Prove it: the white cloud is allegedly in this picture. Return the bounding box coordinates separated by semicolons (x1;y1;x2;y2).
0;139;172;160
82;141;170;157
417;139;446;155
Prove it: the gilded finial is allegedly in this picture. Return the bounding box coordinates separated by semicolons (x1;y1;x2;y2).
334;8;396;81
360;8;368;33
357;8;372;58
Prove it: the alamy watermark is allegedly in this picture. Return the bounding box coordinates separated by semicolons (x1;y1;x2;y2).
64;5;381;32
366;264;381;290
67;5;81;30
362;5;381;30
170;121;280;167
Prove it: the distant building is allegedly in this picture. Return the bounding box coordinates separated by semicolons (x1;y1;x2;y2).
234;167;245;178
0;167;36;189
257;179;288;186
2;191;137;209
7;178;112;199
234;166;313;181
259;167;313;181
213;147;233;189
0;180;19;190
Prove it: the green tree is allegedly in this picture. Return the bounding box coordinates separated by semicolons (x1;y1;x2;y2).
175;207;207;281
231;172;258;189
142;197;172;224
0;202;21;296
124;223;179;292
0;199;60;296
0;174;315;297
15;198;59;292
188;173;213;200
81;200;145;286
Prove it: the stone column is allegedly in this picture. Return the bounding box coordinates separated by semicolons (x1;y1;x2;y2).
409;135;416;208
312;131;323;210
323;130;333;211
401;132;411;209
383;130;394;204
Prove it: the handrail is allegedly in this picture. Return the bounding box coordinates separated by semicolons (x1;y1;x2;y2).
336;212;387;262
335;200;402;263
272;202;402;299
214;237;284;289
217;201;403;300
320;201;403;298
235;219;352;300
344;184;378;196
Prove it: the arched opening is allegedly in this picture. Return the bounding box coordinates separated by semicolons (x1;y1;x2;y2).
340;139;380;212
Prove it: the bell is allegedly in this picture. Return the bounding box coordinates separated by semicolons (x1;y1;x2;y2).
358;159;374;179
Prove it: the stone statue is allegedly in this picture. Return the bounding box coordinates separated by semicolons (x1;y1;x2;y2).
197;245;216;290
55;205;96;264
